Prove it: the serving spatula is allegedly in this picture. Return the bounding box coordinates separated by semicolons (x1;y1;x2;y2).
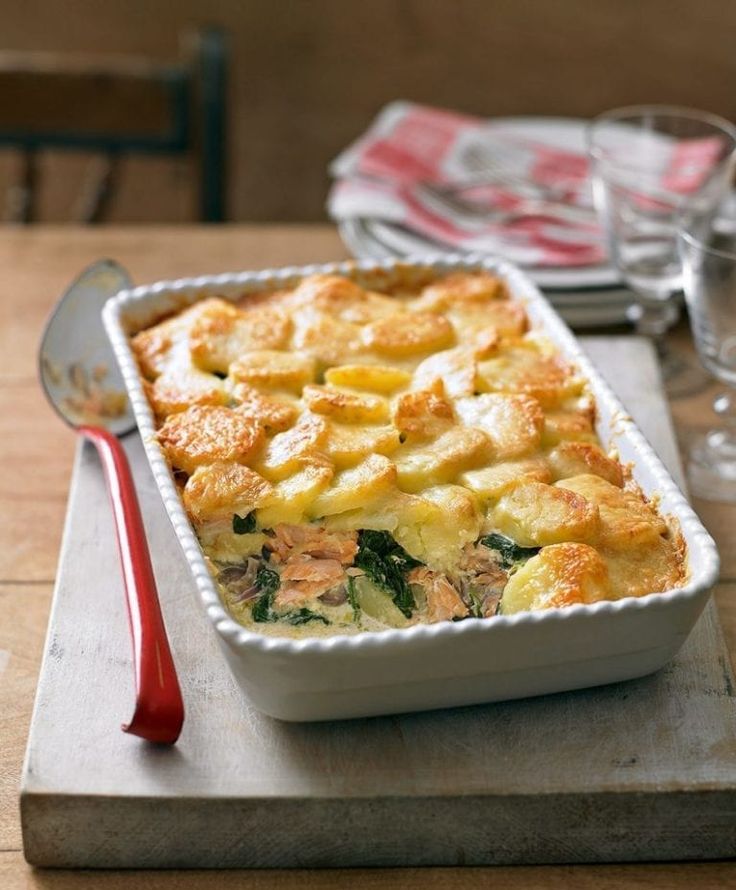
39;259;184;744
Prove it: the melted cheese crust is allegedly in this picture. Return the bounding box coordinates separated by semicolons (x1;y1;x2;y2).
132;270;687;634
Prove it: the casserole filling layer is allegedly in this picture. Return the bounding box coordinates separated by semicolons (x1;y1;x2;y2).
131;270;686;637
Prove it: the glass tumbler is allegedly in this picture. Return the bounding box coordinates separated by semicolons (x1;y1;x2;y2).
588;106;736;396
680;207;736;501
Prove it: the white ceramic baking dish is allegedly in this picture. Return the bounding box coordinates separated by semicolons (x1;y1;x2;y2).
103;256;720;722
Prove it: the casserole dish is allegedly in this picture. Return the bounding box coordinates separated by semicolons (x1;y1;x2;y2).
103;256;719;721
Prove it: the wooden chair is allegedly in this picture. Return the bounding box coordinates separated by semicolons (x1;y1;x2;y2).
0;27;226;223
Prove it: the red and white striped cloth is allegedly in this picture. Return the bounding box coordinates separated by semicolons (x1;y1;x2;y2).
329;102;604;267
328;102;724;268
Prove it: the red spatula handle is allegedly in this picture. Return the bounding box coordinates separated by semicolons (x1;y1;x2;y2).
80;425;184;744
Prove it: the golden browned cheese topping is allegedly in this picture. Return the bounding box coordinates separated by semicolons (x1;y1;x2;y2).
132;270;687;637
157;405;263;475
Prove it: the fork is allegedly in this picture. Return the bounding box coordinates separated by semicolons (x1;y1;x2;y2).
415;180;598;227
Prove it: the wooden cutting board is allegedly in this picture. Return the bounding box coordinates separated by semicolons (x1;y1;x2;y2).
20;337;736;868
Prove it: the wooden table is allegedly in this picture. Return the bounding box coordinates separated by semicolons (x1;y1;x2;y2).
1;226;734;889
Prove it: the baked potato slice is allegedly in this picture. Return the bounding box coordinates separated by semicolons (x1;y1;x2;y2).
491;480;600;547
412;346;479;398
324;423;402;468
148;367;227;417
230;350;316;393
189;299;291;373
131;322;177;380
256;413;329;480
393;387;455;441
455;393;544;460
414;271;508;311
393;485;482;571
542;410;597;446
291;308;364;366
256;461;334;527
309;454;397;517
183;461;273;525
365;311;454;357
393;426;490;492
460;458;552;501
228;382;298;433
605;536;686;599
157;405;264;476
287;274;396;323
478;341;584;408
448;301;528;341
324;363;411;393
501;542;610;614
131;300;206;379
302;384;389;424
556;474;667;549
547;441;624;487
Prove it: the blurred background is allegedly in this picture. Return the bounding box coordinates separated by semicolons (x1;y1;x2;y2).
2;0;735;224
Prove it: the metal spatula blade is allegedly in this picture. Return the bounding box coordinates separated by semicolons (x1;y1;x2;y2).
39;259;136;437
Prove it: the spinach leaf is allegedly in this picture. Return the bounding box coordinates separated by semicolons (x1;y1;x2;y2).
251;565;280;622
355;530;420;618
255;564;279;595
251;592;274;623
232;511;257;534
359;530;421;568
480;533;539;569
281;609;330;626
346;575;361;620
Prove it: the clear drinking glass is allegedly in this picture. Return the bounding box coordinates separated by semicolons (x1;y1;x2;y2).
588;106;736;396
680;204;736;501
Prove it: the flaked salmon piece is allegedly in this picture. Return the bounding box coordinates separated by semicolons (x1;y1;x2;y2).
280;557;344;584
479;589;502;618
455;542;507;617
267;524;358;564
274;557;346;608
475;571;506;587
309;539;359;562
427;577;470;622
458;542;508;586
408;567;469;622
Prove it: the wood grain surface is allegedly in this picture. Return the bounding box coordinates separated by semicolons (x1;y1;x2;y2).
2;226;736;887
4;1;736;222
17;365;736;866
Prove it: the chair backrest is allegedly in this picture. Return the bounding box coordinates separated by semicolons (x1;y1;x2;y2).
0;27;226;223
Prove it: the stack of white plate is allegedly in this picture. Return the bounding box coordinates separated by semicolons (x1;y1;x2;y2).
336;117;636;330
